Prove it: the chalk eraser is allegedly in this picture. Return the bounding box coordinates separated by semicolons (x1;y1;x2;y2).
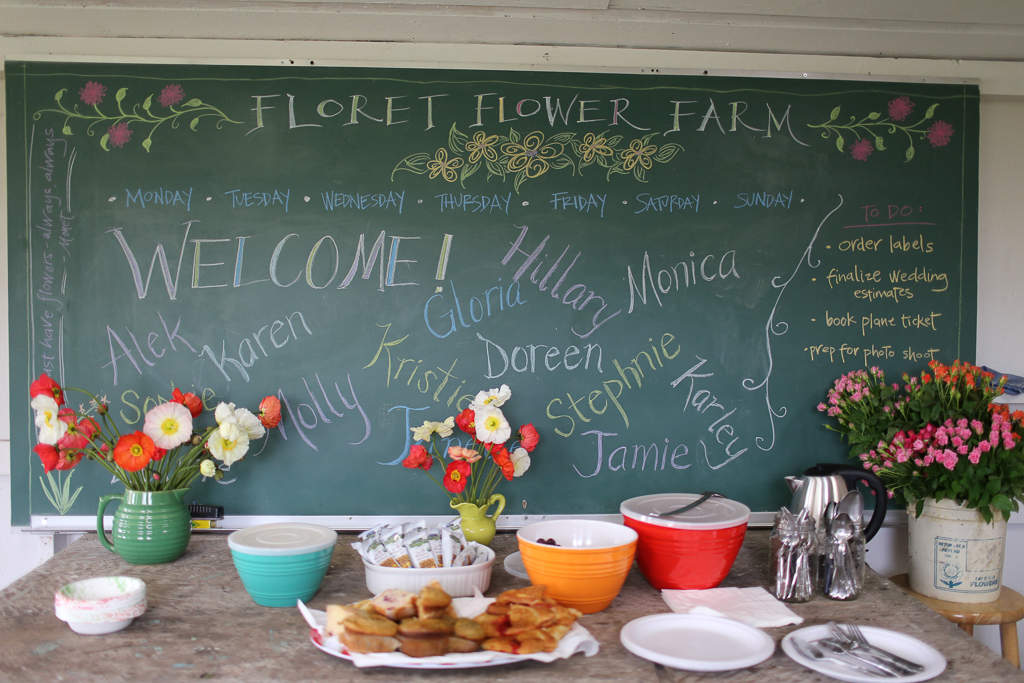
188;503;224;519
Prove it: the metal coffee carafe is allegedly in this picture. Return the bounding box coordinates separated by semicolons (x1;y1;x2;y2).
785;463;887;541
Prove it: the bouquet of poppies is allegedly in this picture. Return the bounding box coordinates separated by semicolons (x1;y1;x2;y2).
819;360;1024;522
30;372;282;495
402;384;539;507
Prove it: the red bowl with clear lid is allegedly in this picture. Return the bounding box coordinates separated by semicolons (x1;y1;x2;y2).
620;494;750;590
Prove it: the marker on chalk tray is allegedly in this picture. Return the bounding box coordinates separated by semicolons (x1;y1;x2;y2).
188;503;224;530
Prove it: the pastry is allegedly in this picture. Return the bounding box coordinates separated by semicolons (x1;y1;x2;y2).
397;617;454;657
339;613;401;653
416;581;453;619
371;588;417;620
447;618;486;653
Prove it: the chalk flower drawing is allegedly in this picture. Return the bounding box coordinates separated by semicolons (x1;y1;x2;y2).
850;138;874;161
158;84;185;107
107;121;133;148
574;131;616;165
927;120;955;148
503;131;565;179
888;96;915;122
465;130;500;163
426;148;464;182
394;124;683;192
808;97;954;162
34;81;241;152
79;81;107;106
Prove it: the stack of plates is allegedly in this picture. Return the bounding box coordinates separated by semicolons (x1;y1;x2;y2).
54;576;147;635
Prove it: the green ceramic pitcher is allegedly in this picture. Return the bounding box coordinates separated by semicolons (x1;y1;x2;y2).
97;488;192;565
451;494;505;545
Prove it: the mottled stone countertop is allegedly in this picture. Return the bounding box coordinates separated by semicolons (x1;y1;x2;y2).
1;530;1020;682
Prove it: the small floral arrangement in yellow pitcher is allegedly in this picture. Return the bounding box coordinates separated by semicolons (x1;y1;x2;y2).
402;384;538;507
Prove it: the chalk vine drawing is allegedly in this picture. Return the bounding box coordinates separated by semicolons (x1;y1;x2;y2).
743;195;844;451
393;124;684;192
808;97;955;163
34;81;240;152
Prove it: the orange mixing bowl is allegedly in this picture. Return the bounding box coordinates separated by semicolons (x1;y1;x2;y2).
517;519;638;614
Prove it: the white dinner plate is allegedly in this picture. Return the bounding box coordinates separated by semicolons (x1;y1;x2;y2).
503;551;530;580
781;625;947;683
620;613;776;671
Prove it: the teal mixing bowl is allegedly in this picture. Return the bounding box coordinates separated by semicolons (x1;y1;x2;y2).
228;523;337;607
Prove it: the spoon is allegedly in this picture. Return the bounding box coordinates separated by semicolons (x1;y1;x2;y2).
838;490;864;526
650;491;723;517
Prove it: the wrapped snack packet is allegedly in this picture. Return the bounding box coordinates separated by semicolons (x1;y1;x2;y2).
426;527;444;566
359;528;398;567
444;517;466;542
404;528;439;568
381;525;414;568
452;541;478;568
441;528;464;568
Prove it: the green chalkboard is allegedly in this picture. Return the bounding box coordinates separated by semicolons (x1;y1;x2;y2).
6;61;979;525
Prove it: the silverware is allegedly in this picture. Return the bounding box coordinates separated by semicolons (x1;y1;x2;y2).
840;623;925;673
816;639;904;676
791;638;896;677
650;491;722;517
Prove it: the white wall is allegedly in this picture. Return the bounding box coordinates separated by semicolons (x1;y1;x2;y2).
2;0;1024;660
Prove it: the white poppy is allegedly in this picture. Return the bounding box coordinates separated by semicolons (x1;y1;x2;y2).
143;402;193;450
214;401;238;425
199;459;217;478
474;405;511;444
208;421;250;466
511;447;531;477
32;395;67;445
232;406;266;440
471;384;512;410
411;417;455;442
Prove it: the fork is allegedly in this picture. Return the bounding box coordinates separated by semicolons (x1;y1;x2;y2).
791;638;895;677
827;622;924;674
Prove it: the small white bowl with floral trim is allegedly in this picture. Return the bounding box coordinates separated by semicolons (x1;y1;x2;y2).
54;576;147;634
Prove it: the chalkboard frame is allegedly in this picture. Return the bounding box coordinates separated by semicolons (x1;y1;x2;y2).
6;58;979;528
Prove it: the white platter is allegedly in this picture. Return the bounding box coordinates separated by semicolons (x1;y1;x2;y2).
620;613;775;671
303;605;599;669
781;624;947;683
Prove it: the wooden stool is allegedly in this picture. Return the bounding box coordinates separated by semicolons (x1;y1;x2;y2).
890;574;1024;667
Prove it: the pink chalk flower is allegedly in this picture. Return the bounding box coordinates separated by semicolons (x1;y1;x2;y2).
927;120;955;148
888;96;914;122
158;84;185;107
79;81;107;106
107;122;132;148
850;138;874;161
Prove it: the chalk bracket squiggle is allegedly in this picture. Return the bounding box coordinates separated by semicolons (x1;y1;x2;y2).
742;195;844;451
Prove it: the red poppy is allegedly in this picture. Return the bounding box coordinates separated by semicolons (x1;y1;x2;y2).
56;409;99;450
443;461;472;493
517;424;539;452
172;388;204;418
490;444;515;481
30;373;64;406
34;443;82;473
403;444;432;471
455;408;476;435
258;395;282;429
113;432;156;472
152;447;168;462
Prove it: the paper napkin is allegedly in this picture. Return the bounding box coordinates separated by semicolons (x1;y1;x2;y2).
661;586;803;628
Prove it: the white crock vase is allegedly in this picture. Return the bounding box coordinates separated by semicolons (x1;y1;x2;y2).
906;497;1007;603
